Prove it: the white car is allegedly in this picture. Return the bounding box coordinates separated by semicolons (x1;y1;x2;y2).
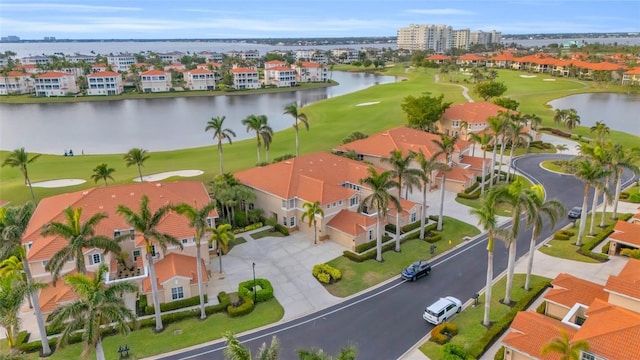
423;296;462;325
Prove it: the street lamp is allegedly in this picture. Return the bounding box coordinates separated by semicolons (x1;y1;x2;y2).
252;262;257;303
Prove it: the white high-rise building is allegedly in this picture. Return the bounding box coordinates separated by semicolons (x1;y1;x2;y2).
470;30;502;47
397;24;453;53
452;29;470;50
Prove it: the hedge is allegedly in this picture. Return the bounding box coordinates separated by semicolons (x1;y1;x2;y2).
601;241;611;254
536;301;546;314
238;278;274;303
385;219;429;234
343;238;403;262
550;128;572;138
144;294;208;315
464;182;480;194
312;264;342;284
630;193;640;203
430;322;459;345
232;222;263;234
494;346;505;360
227;296;255;317
576;214;632;262
457;191;480;200
273;224;290;236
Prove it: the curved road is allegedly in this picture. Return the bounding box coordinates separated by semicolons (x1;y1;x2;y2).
156;154;637;360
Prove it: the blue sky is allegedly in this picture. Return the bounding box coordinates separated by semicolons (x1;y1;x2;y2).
1;0;638;39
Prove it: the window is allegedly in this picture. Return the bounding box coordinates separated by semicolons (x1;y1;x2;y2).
283;217;288;226
113;230;121;238
42;260;49;268
151;245;157;257
290;216;295;227
206;218;214;227
338;200;343;205
129;229;135;241
132;250;141;261
182;238;189;245
411;212;417;222
368;230;373;240
89;253;102;265
171;286;184;300
282;199;287;209
289;199;295;209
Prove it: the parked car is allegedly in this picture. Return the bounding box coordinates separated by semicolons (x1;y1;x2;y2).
401;260;431;281
423;296;462;325
568;206;582;220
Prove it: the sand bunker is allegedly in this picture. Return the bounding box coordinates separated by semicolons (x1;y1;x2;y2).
543;79;556;81
133;170;204;182
31;179;86;188
520;75;537;78
356;101;380;107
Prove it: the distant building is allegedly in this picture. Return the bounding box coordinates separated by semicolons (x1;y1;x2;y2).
139;70;172;93
87;71;123;96
227;50;260;61
0;71;33;95
397;24;453;53
230;68;260;90
331;48;359;64
65;54;96;64
155;51;185;63
470;30;502;47
107;53;136;72
184;69;216;91
452;29;470;50
34;71;78;97
22;55;51;65
263;66;296;87
1;35;20;42
292;61;328;83
197;51;223;63
295;49;329;65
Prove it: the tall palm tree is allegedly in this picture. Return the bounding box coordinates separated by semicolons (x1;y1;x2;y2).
2;147;41;202
124;147;150;182
259;115;274;163
610;145;639;220
284;102;309;157
173;201;217;320
496;111;515;181
572;159;609;246
91;163;115;186
209;223;234;274
564;108;581;130
590;120;610;144
242;114;271;164
487;116;507;187
524;185;564;291
381;150;421;251
432;134;458;231
41;207;120;283
0;203;51;356
298;346;358;360
523;113;542;131
0;271;44;350
301;201;324;245
412;149;443;240
553;108;569;127
475;133;494;196
579;143;613;235
117;195;181;332
48;264;136;360
505;121;532;182
223;331;279;360
359;167;399;262
205;116;236;174
541;330;589;360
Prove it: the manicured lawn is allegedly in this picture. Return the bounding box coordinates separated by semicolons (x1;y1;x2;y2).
454;175;534;217
227;236;248;251
540;159;570;173
23;299;284;360
250;229;285;240
419;274;550;359
538;212;618;263
324;217;480;297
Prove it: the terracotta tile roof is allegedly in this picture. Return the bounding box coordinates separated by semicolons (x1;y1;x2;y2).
625;68;640;75
299;61;321;68
442;102;508;124
88;71;120;77
574;298;640;359
142;252;207;293
457;54;485;61
266;66;295;72
544;273;607;308
235;152;370;206
426;54;452;61
502;311;577;360
489;52;516;61
23;182;215;261
608;220;640;246
140;70;168;76
197;62;222;69
39;271;94;313
230;68;257;74
187;68;213;75
605;258;640;300
458;155;490;171
265;60;286;65
326;209;378;236
387;198;420;217
36;71;73;78
435;165;475;183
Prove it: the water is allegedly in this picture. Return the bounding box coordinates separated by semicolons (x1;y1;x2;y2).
505;36;640;48
547;93;640;136
0;71;395;154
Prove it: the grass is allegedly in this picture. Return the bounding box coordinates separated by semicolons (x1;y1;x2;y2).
454;175;535;217
419;274;550;359
250;229;285;240
227;236;247;251
538;211;616;263
18;299;284;360
540;159;570;173
324;216;480;297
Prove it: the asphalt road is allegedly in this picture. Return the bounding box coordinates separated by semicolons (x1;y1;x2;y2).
156;154;637;360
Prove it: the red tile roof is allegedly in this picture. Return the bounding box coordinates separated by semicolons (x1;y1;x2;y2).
36;71;73;78
88;71;120;77
442;102;508;124
187;68;213;75
5;71;28;77
387;198;420;217
265;60;286;65
39;271;94;313
625;68;640;75
230;68;257;74
266;66;295;72
23;182;215;261
142;252;207;293
458;155;490;171
457;54;485;61
140;70;168;76
298;61;321;68
426;54;452;61
326;209;378;236
489;52;516;61
235;152;374;206
608;220;640;246
544;273;607;308
435;165;475;182
605;258;640;300
502;311;577;360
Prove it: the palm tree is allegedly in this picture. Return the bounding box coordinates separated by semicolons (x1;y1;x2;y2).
523;113;542;131
572;159;609;246
564;108;581;130
123;147;150;182
41;207;120;283
590;120;610;144
48;264;136;360
259;115;274;163
242;114;271;164
0;271;44;350
432;134;458;231
205;116;236;174
359;167;399;262
487;116;507;187
579;143;613;235
173;201;217;320
541;330;589;360
209;223;234;274
610;145;640;220
475;133;494;196
91;163;115;186
301;201;324;245
298;346;358;360
524;185;564;291
553;108;569;127
381;150;421;251
2;147;41;202
412;149;443;240
284;102;309;157
505;121;532;182
117;195;181;332
0;203;51;356
223;331;279;360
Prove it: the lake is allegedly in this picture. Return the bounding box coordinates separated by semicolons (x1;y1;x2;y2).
0;71;396;154
547;93;640;136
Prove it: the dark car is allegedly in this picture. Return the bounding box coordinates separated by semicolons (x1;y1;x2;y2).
401;260;431;281
568;206;582;220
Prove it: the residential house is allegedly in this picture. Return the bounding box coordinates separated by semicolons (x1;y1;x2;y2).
91;63;109;73
264;60;287;70
155;51;185;63
21;55;51;65
34;71;78;97
141;252;208;305
331;48;359;64
486;52;516;69
264;66;296;87
87;71;124;96
15;64;40;74
0;71;33;95
21;181;218;311
230;68;260;90
140;69;172;92
437;101;509;140
227;50;260;61
456;54;486;67
606;220;640;255
621;67;640;86
65;54;96;64
164;63;186;72
184;68;216;90
292;61;328;82
197;51;223;63
107;53;136;72
426;54;452;64
295;49;329;65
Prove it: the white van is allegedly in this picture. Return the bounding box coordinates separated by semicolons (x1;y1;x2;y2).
423;296;462;325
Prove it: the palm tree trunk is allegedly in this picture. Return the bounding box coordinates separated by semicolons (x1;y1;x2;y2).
218;247;224;274
25;175;36;203
437;174;446;231
147;253;163;332
576;186;590;246
506;144;516;183
295;127;300;157
376;214;383;262
524;225;538;291
313;219;317;245
256;140;261;164
22;258;51;356
498;140;506;183
218;142;224;174
481;150;487;196
420;184;427;240
396;188;401;252
196;243;206;320
96;337;106;360
589;187;599;235
490;145;498;187
612;168;623;220
483;238;494;326
138;166;144;182
600;177;609;227
504;240;516;304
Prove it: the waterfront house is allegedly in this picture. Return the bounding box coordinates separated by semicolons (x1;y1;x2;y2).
164;63;186;72
486;52;516;68
34;71;78;97
622;67;640;86
264;66;296;87
15;64;40;74
91;63;109;73
295;49;329;65
107;53;136;72
140;69;172;92
197;51;223;63
21;55;51;65
155;51;185;63
456;54;486;67
87;71;124;96
230;67;260;90
292;61;328;82
185;68;216;90
227;50;260;61
65;54;96;64
331;48;359;64
0;70;33;95
264;60;287;70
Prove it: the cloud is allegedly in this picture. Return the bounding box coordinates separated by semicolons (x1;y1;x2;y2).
1;3;141;12
406;8;474;15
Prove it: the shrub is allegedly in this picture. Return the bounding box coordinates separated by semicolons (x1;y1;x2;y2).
575;215;631;262
630;193;640;203
553;231;571;241
238;278;274;302
425;232;442;243
494;346;505;360
312;263;342;284
274;224;289;236
464;182;480;194
205;291;230;315
550;128;572;138
355;240;377;253
430;322;458;345
442;343;468;360
272;154;295;163
16;330;29;345
457;191;480;200
619;192;630;200
602;241;610;254
144;294;208;315
227;296;255;317
536;301;547;314
18;338;57;353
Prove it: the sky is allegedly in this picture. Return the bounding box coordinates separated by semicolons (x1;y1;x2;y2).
1;0;638;40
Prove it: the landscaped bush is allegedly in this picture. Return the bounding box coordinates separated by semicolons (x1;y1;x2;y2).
238;278;274;302
312;263;342;284
553;231;571;241
464;182;480;194
385;219;430;234
18;337;57;353
442;343;468;360
576;214;631;262
619;192;630;200
457;191;480;200
233;222;264;234
494;346;505;360
144;294;208;315
272;154;295;163
602;241;611;254
550;128;572;138
536;301;547;314
274;224;289;236
355;240;377;253
227;296;255;317
430;322;459;345
425;232;442;243
629;193;640;203
205;291;231;315
343;236;403;262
